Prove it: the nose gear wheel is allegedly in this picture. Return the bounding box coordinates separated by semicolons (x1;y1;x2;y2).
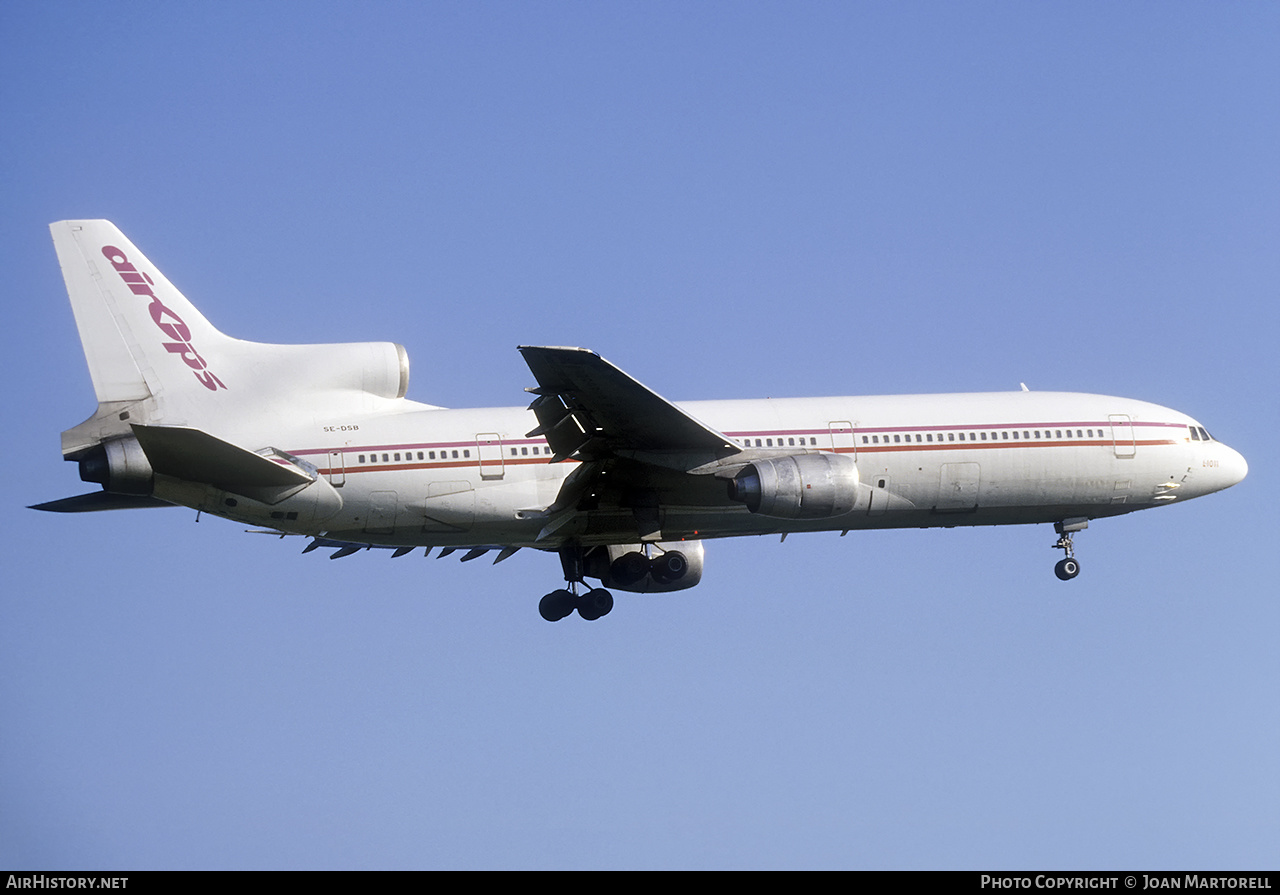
1051;519;1085;581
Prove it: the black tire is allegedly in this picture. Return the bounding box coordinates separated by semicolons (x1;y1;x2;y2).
577;588;614;620
1054;558;1080;581
539;589;575;621
610;551;650;585
650;551;688;584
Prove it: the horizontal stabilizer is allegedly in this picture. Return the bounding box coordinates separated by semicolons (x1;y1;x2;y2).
131;424;312;491
30;492;175;513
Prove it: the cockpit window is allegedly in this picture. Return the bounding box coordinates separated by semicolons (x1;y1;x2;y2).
1189;426;1201;441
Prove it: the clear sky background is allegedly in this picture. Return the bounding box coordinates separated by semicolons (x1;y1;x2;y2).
2;1;1276;870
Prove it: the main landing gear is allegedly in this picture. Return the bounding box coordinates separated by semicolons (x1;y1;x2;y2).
538;585;614;622
539;546;614;622
1052;518;1088;581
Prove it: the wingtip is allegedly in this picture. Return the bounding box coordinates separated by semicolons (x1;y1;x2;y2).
518;345;598;357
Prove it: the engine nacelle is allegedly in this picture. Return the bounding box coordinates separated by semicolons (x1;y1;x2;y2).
585;541;705;593
728;452;859;519
282;341;409;399
78;436;154;496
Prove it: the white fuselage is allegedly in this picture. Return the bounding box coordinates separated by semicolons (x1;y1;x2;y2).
182;390;1245;548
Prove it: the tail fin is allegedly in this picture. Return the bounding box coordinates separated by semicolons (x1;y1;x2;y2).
51;220;232;407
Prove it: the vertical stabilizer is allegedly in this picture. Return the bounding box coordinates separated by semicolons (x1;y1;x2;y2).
52;219;245;455
51;220;232;406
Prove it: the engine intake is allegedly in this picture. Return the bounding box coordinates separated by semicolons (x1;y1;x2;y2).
729;453;859;519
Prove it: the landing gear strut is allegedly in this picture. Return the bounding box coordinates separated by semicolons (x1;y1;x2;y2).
1052;518;1087;581
539;546;614;622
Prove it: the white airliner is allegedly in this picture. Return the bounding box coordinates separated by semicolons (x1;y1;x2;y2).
34;221;1247;621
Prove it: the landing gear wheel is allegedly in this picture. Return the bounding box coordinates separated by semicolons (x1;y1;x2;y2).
610;551;650;586
539;589;576;622
577;588;614;621
650;551;688;584
1054;558;1080;581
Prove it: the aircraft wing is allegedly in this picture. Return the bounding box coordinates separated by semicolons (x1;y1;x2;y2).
518;346;741;470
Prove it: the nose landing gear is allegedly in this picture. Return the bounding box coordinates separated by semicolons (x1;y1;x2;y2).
1052;518;1088;580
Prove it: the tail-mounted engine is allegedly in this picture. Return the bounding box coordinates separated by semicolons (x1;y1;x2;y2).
728;452;860;519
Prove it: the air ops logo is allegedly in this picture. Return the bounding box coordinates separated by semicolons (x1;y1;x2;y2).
101;245;227;392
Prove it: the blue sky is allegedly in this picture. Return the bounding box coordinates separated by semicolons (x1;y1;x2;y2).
2;1;1276;869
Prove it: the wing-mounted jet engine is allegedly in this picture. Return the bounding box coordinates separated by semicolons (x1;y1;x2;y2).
727;453;861;518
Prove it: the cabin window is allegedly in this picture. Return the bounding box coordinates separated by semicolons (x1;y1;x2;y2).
893;435;901;443
381;453;389;462
980;432;987;441
947;433;955;442
862;436;869;444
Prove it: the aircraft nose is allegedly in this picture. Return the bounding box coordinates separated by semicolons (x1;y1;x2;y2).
1221;444;1248;488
